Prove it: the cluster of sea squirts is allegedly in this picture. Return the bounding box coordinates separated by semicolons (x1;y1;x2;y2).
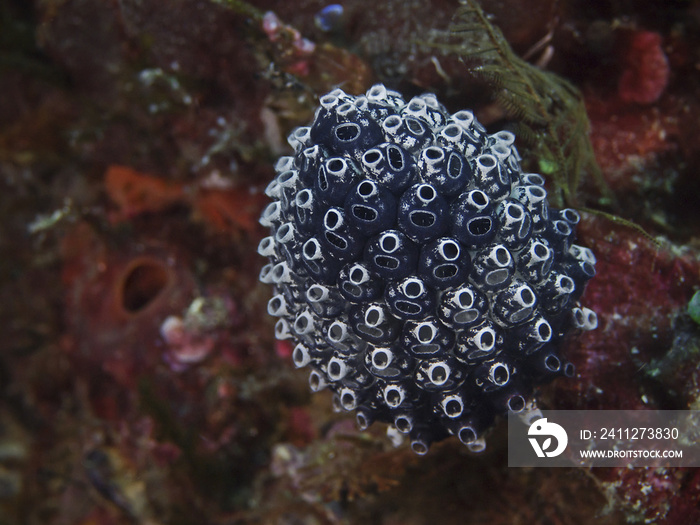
258;84;598;454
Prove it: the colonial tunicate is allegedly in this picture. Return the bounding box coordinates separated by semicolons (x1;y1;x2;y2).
259;84;598;454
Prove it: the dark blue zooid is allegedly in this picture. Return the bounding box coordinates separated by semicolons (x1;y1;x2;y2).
259;84;598;455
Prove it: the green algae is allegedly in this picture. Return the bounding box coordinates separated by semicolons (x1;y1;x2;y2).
445;0;613;208
689;290;700;325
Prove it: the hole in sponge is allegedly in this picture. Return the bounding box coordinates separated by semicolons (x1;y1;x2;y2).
467;217;492;236
387;145;404;170
335;123;361;142
410;210;436;228
352;205;378;222
121;260;169;313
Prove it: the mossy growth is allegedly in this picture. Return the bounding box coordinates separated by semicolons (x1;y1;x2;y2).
439;0;615;209
430;0;663;243
689;290;700;325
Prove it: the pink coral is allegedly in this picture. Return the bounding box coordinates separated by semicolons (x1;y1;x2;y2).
618;31;670;105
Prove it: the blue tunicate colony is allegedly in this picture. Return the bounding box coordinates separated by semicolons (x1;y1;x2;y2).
259;84;598;454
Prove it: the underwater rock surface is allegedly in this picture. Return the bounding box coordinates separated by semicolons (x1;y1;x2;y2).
4;0;700;522
259;84;597;453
